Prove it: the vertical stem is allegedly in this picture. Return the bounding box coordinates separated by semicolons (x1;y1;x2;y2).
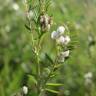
25;0;46;95
36;39;42;95
36;51;40;94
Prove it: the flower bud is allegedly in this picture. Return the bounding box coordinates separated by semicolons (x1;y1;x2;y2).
40;14;52;32
22;86;28;95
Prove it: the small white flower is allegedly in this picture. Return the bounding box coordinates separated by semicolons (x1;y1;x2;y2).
84;72;93;79
56;36;65;44
64;36;71;45
12;3;19;11
61;50;70;58
22;86;28;95
57;26;65;34
56;35;70;45
58;50;70;62
51;31;59;39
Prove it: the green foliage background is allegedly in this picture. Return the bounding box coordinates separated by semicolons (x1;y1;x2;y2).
0;0;96;96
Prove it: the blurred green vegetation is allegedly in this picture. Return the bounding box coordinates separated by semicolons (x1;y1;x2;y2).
0;0;96;96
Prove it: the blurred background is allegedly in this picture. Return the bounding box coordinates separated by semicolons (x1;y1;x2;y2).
0;0;96;96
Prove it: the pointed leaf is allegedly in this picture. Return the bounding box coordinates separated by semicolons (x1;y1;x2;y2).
28;75;37;85
25;24;31;31
45;88;59;94
46;83;63;86
54;64;63;69
45;53;54;64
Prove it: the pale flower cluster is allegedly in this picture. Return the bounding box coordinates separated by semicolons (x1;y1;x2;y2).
40;14;53;31
51;26;71;62
84;72;93;86
51;26;70;45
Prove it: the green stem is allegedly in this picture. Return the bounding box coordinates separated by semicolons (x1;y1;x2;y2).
36;50;41;94
41;62;57;93
26;9;41;95
35;37;42;95
25;1;42;95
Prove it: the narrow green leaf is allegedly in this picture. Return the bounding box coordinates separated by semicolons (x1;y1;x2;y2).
45;53;54;64
46;83;63;86
50;74;56;78
45;88;59;94
54;64;63;68
25;24;31;31
28;75;37;84
45;0;51;11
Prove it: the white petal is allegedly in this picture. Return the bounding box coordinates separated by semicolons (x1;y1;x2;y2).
56;36;70;45
56;36;65;44
61;50;70;58
57;26;65;34
12;3;19;11
22;86;28;95
64;36;71;45
84;72;93;79
51;31;59;39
